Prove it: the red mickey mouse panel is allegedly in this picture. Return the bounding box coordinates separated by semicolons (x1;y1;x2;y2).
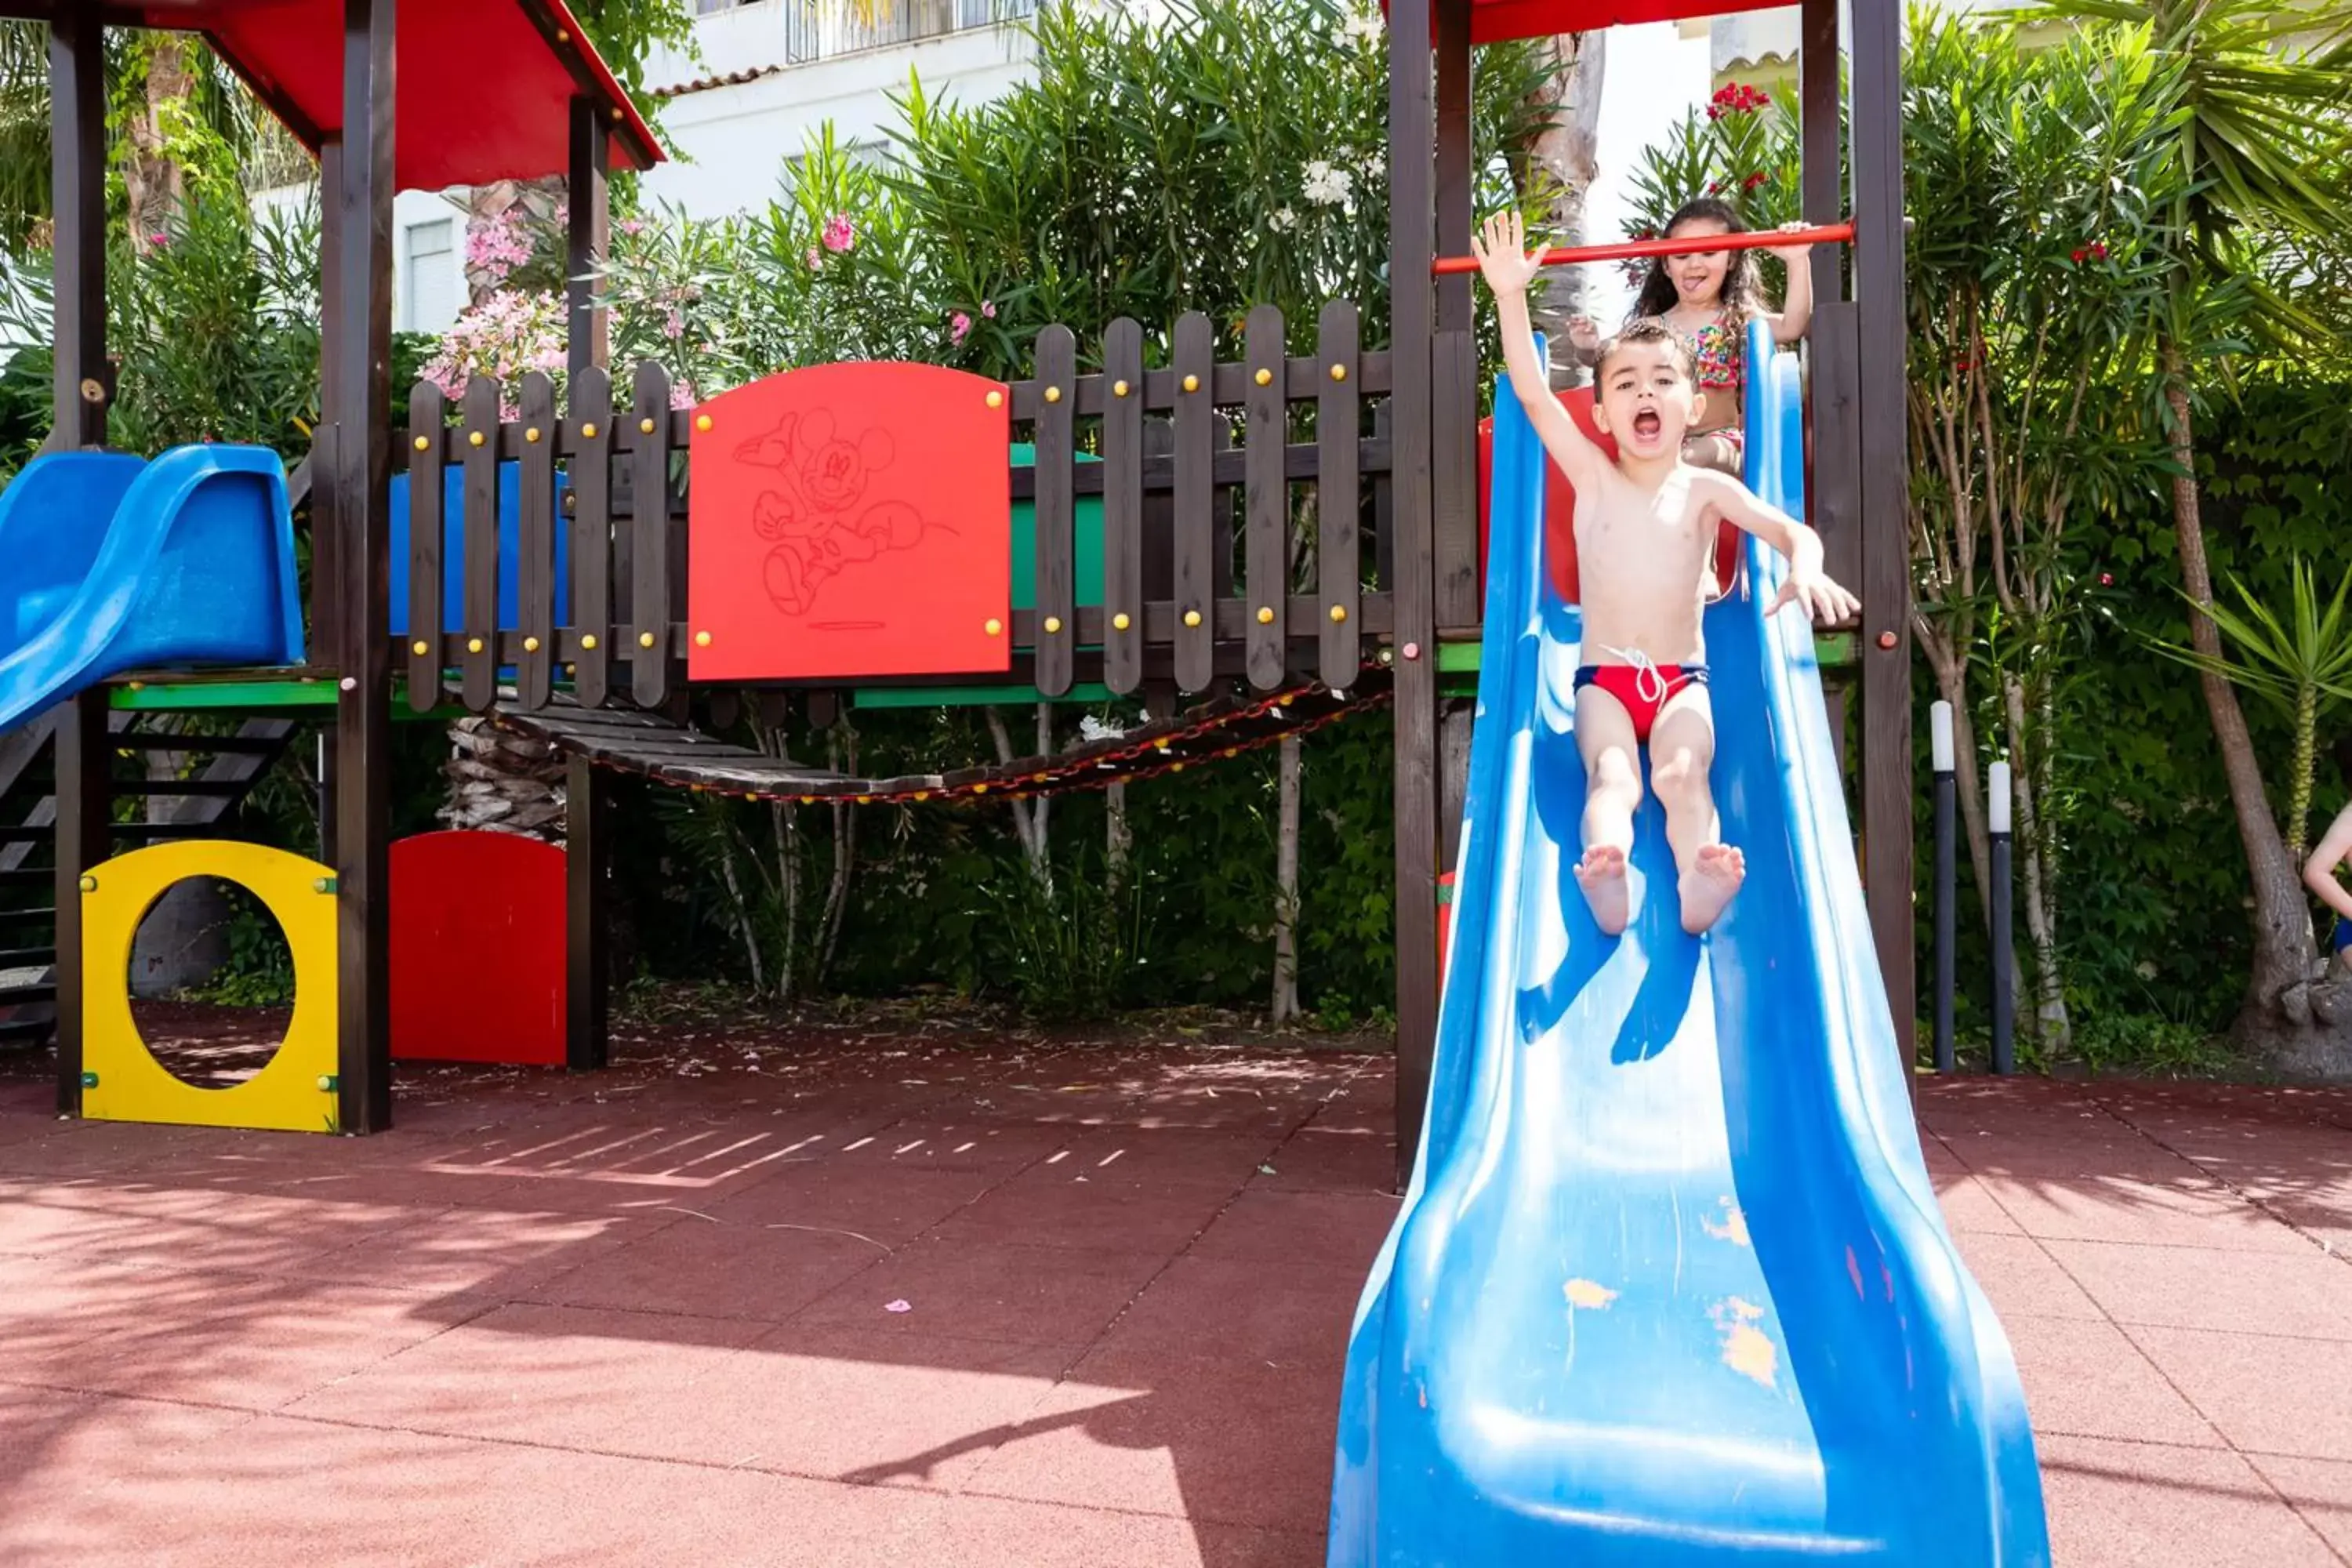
687;362;1012;682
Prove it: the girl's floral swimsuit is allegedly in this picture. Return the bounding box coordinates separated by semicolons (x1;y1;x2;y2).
1653;308;1746;464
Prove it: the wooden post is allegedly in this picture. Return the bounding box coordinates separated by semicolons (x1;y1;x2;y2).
1033;325;1078;698
1101;319;1145;695
565;752;609;1070
568;96;610;379
1850;0;1917;1078
1799;0;1861;595
50;695;108;1116
330;0;398;1134
316;140;346;660
1431;0;1479;634
47;2;107;449
1171;312;1215;694
1242;306;1287;692
1799;0;1844;311
1388;0;1442;1185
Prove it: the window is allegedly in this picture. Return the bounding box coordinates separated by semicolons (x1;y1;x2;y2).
402;218;458;334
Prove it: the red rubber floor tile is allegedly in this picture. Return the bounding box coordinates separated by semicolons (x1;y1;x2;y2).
2002;1314;2222;1448
965;1363;1338;1534
623;1323;1071;1488
2037;1435;2339;1568
1186;1189;1399;1274
892;1494;1323;1568
1082;1256;1360;1377
1949;1233;2104;1320
924;1167;1239;1256
528;1213;886;1320
289;1301;764;1448
1976;1175;2311;1253
2248;1454;2352;1562
793;1236;1167;1347
2128;1324;2352;1461
2043;1238;2352;1341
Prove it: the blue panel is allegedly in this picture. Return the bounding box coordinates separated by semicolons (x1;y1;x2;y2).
0;446;304;731
1327;325;2048;1566
389;462;572;637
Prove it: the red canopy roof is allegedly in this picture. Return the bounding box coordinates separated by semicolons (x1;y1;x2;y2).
123;0;663;189
1387;0;1778;46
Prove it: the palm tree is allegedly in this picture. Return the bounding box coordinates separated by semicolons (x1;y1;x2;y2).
2038;0;2352;1062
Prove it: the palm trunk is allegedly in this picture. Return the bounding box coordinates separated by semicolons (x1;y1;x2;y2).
123;37;195;252
1272;733;1302;1023
2161;370;2313;1026
441;718;566;836
2002;673;2070;1052
1105;781;1131;901
1516;33;1605;389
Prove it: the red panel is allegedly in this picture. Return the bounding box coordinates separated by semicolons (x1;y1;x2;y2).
687;362;1013;682
390;832;566;1067
1474;389;1737;608
132;0;662;190
1383;0;1781;46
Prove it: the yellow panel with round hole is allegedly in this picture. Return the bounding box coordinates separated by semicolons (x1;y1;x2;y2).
79;840;340;1134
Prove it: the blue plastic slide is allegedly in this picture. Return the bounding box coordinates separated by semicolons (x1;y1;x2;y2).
1327;323;2049;1565
0;446;304;732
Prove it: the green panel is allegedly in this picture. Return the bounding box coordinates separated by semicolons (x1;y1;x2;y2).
1816;633;1857;667
851;682;1116;711
109;676;459;720
111;678;337;710
1009;442;1105;612
1438;640;1482;673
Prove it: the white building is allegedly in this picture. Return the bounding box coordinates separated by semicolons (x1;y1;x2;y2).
252;0;1054;340
638;0;1045;217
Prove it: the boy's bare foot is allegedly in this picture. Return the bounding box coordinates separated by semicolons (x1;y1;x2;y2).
1679;843;1746;935
1575;844;1631;935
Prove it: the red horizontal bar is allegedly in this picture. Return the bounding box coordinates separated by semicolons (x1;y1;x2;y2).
1432;221;1856;277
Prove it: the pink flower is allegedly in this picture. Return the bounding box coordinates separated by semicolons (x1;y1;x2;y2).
670;379;697;411
821;214;855;254
806;247;823;269
949;310;972;344
980;299;996;319
663;309;685;340
618;218;647;238
148;231;170;249
2098;572;2114;586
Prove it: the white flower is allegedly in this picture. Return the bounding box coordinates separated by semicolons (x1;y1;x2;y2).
1303;161;1354;207
1270;205;1298;231
1359;149;1384;181
1079;715;1127;742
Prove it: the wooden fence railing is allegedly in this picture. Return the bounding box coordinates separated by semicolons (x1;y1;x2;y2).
390;303;1397;716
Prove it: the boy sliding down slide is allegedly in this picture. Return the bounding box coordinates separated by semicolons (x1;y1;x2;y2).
1472;210;1859;936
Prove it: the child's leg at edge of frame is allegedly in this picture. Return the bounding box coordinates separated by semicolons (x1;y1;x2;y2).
1574;681;1642;937
1649;682;1744;934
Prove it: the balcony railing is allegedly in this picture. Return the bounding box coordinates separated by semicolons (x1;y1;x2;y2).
695;0;1039;64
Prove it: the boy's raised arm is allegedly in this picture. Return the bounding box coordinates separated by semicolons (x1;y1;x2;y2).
1472;212;1606;493
1697;472;1860;626
2307;802;2352;922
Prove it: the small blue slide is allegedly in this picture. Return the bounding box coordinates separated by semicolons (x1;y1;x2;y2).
0;446;304;731
1327;323;2049;1565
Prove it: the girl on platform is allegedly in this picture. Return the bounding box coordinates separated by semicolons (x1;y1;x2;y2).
1566;198;1817;475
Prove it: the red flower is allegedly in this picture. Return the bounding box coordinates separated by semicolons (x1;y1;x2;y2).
2070;248;2087;263
2099;572;2114;586
1707;106;1722;120
2090;241;2109;260
1742;172;1767;190
1707;181;1722;194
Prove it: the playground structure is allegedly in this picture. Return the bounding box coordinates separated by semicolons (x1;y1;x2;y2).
0;0;2051;1558
0;0;1912;1163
